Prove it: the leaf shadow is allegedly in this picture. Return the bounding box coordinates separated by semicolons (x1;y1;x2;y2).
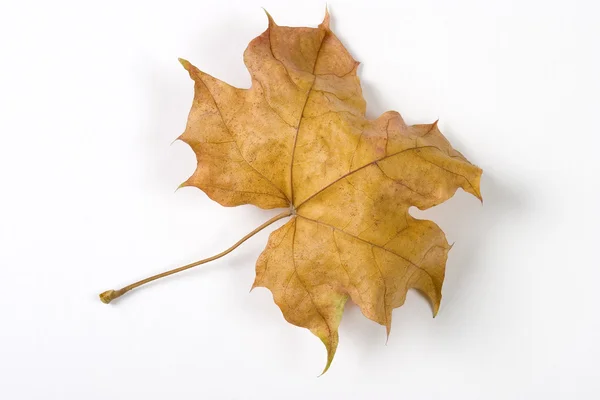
339;168;528;366
425;170;526;309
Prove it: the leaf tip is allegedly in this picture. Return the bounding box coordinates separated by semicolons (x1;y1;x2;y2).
320;5;331;30
170;135;183;147
178;58;191;70
262;8;276;29
317;334;338;376
176;180;191;193
432;301;440;318
464;167;483;203
318;359;333;377
385;326;391;345
249;280;260;293
473;172;484;204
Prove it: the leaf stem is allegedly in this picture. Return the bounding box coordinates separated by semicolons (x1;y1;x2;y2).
99;210;292;304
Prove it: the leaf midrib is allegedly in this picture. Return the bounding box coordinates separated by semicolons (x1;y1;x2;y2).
288;29;329;205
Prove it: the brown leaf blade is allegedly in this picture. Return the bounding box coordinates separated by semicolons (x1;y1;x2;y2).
180;10;482;372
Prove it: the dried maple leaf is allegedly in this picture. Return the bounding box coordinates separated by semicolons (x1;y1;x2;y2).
101;10;482;374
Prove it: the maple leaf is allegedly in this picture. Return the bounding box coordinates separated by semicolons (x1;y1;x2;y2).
101;10;482;374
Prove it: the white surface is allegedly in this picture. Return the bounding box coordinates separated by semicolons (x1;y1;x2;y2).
1;0;599;398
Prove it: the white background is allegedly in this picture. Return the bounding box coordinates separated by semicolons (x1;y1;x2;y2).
1;0;599;398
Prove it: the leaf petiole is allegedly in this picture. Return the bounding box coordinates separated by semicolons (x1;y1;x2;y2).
99;210;292;304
